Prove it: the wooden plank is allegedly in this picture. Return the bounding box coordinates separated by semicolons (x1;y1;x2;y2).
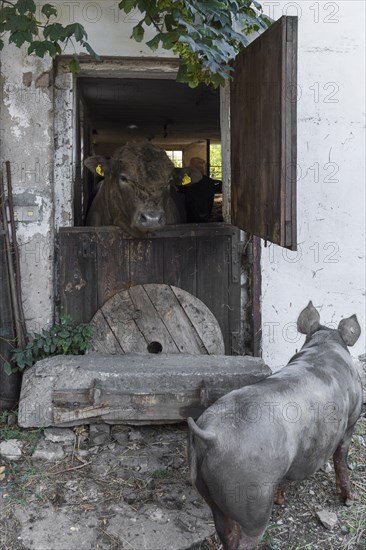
96;230;130;308
227;228;242;354
58;230;98;322
286;16;298;249
129;238;164;285
163;235;197;295
90;310;123;354
252;236;262;357
52;388;92;406
99;291;148;353
144;284;208;354
230;16;298;249
54;405;115;424
171;286;225;354
196;235;229;352
128;285;180;353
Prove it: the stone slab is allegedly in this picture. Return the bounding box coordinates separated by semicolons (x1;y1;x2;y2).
18;353;270;428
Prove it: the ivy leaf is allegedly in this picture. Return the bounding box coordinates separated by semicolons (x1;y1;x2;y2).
146;34;161;51
5;14;31;32
132;24;144;42
41;3;58;18
69;56;81;73
28;40;57;57
9;30;32;48
64;23;87;41
43;22;67;41
83;41;100;60
3;361;13;376
164;13;175;32
119;0;135;13
15;0;36;16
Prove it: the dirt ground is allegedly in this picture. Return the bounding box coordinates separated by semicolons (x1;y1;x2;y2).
0;408;365;550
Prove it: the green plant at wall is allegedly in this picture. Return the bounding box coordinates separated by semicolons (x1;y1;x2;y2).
3;314;94;375
0;0;271;86
0;0;99;72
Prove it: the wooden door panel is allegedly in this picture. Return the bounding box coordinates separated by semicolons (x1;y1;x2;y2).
231;16;298;249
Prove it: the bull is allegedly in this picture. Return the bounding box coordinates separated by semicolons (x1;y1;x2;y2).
174;159;223;223
84;142;185;237
188;302;363;549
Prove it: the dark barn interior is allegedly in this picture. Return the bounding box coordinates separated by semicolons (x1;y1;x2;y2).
77;77;221;155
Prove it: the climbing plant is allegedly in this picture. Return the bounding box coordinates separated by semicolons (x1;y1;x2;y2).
0;0;270;86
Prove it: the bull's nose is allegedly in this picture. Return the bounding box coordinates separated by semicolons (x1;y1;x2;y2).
137;211;165;229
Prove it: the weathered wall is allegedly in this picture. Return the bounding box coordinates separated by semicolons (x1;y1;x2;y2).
260;1;365;367
1;1;364;367
0;47;54;333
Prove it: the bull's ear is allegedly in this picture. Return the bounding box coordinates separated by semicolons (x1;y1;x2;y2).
297;301;320;335
84;156;111;177
172;167;202;188
338;315;361;346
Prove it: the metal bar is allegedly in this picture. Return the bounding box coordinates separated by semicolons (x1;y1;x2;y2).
5;162;27;347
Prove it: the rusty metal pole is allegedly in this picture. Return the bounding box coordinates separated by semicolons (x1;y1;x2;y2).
3;163;27;347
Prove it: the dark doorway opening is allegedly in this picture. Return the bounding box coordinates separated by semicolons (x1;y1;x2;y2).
75;77;221;225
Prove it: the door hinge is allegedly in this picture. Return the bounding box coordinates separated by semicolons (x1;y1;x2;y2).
79;238;96;259
231;239;243;284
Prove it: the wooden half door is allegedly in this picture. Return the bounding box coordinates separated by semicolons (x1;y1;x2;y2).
231;16;298;250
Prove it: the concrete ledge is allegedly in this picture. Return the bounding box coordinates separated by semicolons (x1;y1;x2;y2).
18;353;271;428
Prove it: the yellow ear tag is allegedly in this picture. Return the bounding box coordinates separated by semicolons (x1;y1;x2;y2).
96;164;104;177
182;173;191;186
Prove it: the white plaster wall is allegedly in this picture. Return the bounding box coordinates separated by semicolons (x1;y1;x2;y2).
37;0;176;57
260;1;366;367
0;46;55;333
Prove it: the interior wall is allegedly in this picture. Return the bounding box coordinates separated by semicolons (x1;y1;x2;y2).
183;143;207;169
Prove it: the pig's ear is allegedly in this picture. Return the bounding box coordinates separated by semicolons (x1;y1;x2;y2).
297;301;320;335
338;315;361;346
84;156;111;177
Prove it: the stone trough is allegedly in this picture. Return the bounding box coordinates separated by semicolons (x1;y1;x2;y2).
18;353;271;428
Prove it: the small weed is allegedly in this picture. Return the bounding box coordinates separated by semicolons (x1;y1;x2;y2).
0;426;21;441
0;410;10;424
151;469;171;479
0;424;43;453
262;524;281;549
4;314;94;375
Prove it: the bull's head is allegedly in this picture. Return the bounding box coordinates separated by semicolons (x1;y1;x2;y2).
84;143;181;235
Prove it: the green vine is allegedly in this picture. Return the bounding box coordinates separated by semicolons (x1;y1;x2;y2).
0;0;270;84
0;0;99;72
3;314;94;375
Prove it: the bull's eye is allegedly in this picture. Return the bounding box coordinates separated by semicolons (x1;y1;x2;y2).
119;174;128;183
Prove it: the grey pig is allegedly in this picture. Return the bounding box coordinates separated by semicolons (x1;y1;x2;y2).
188;302;363;550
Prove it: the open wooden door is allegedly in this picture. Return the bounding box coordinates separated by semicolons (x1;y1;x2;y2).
231;16;298;250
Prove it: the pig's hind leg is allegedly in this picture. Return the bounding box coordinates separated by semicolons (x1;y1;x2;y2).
333;425;359;502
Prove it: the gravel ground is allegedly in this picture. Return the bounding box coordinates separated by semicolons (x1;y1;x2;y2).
0;408;365;550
